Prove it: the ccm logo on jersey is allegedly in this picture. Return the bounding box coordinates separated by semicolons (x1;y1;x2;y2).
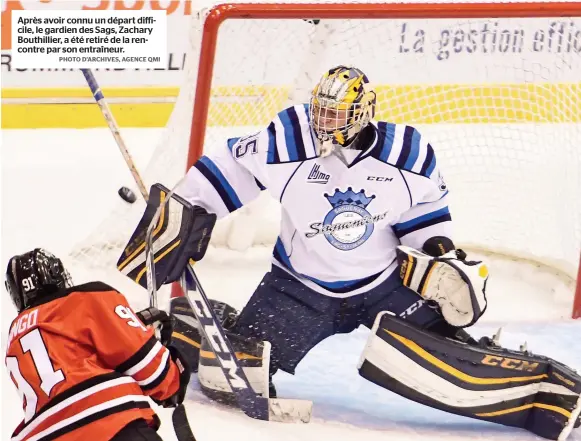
367;176;393;182
481;355;540;372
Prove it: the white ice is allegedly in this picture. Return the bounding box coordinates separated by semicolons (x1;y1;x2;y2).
1;128;580;441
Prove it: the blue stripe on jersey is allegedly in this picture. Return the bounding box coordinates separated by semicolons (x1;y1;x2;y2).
227;137;240;153
392;206;451;239
195;156;242;213
378;122;396;162
273;238;383;293
274;238;292;268
306;274;380;290
278;109;300;161
287;106;308;160
267;122;278;164
420;144;436;177
403;128;421;170
374;125;436;178
369;122;387;159
395;126;414;168
425;150;437;176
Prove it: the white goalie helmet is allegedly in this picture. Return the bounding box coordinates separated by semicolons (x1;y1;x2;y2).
309;65;377;157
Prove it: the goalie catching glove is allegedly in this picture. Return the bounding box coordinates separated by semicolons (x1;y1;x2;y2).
117;183;217;290
396;237;488;328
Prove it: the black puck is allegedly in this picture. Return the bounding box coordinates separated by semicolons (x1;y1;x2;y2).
118;186;137;203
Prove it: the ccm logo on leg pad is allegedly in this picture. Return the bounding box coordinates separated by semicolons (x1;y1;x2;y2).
481;355;540;372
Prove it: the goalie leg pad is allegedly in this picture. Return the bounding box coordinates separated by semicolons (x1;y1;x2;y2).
169;296;240;374
358;311;581;440
117;183;217;290
198;332;271;404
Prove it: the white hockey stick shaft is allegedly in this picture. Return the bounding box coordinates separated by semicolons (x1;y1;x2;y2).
81;69;149;202
140;179;312;422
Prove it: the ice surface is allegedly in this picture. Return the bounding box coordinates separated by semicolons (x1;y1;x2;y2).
1;129;580;441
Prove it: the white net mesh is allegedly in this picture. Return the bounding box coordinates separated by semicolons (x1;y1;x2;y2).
67;0;581;307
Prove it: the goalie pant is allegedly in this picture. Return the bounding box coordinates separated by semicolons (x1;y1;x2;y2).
169;264;457;396
5;282;183;441
228;265;453;376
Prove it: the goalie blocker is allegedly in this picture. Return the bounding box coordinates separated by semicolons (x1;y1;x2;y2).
359;312;581;440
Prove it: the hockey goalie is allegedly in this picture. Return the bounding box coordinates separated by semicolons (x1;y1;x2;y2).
118;65;581;440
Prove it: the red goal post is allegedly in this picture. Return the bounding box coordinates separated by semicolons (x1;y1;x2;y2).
173;2;581;318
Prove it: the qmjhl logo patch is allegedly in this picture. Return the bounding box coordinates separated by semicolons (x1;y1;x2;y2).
306;164;330;184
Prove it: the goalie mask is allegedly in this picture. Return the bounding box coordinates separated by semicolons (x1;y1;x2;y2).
310;65;376;157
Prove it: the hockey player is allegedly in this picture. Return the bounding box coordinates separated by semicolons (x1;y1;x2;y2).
119;66;581;440
4;248;191;441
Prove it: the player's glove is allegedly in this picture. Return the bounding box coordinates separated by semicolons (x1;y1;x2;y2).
396;240;488;328
154;345;192;408
136;307;174;347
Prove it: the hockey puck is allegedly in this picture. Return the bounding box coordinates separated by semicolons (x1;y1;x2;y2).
118;186;137;203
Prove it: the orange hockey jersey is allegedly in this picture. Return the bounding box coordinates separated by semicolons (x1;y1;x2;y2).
4;282;182;441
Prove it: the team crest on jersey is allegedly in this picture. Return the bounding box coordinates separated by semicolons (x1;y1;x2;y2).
306;187;388;251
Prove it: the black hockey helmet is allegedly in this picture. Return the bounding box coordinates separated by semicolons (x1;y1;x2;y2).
5;249;72;313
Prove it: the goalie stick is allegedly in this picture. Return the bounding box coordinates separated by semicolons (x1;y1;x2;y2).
92;70;312;420
142;179;312;423
180;261;312;423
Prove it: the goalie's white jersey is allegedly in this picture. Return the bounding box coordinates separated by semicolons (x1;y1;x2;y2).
176;104;452;297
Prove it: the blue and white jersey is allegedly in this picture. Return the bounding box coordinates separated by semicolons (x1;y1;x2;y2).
176;104;452;297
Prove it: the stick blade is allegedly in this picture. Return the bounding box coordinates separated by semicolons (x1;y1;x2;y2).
172;404;197;441
268;398;313;423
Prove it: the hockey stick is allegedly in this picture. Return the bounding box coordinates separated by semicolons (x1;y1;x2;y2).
142;188;198;441
86;68;197;435
172;404;197;441
181;260;312;423
82;68;156;304
141;181;311;423
144;193;159;309
182;260;313;423
80;69;149;201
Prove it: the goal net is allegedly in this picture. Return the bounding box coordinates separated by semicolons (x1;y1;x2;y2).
67;0;581;318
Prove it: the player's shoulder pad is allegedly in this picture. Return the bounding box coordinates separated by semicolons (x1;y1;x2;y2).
67;282;122;298
257;104;319;165
372;121;437;178
72;281;118;292
63;282;125;307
